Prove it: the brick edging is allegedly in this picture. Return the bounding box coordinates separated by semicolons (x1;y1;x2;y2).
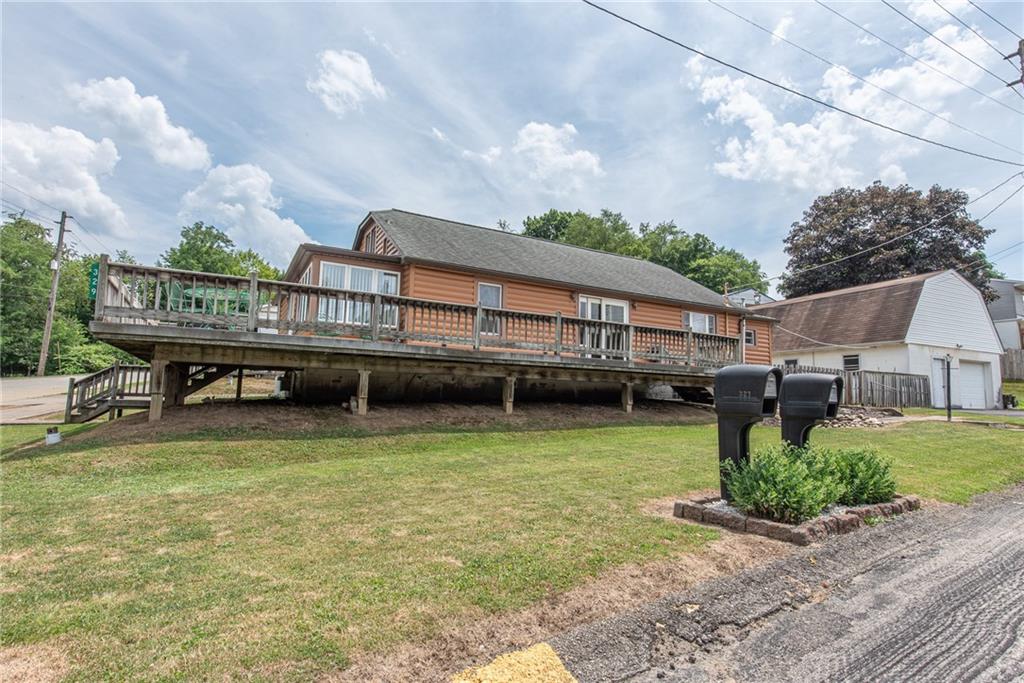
672;494;922;546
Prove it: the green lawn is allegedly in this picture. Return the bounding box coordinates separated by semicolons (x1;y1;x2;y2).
2;419;1022;680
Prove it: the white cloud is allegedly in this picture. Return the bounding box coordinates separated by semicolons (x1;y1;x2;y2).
462;145;502;165
363;28;401;59
431;126;449;143
878;164;908;185
684;60;859;191
306;49;386;117
179;164;313;266
908;0;970;22
771;16;794;45
68;76;211;171
510;122;603;194
1;119;130;236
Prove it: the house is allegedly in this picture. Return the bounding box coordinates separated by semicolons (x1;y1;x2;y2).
751;271;1004;409
87;209;773;420
727;287;776;307
987;279;1024;351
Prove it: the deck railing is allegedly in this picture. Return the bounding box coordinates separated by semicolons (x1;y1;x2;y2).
94;257;741;368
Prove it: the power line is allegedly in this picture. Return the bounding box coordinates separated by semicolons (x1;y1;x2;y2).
881;0;1024;99
957;240;1024;275
815;1;1024;116
0;181;64;214
932;0;1010;61
967;0;1022;41
708;0;1022;156
732;170;1023;292
69;216;117;255
581;0;1024;167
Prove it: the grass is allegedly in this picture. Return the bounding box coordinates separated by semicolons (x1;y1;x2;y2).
2;419;1022;680
1003;379;1024;401
902;408;1024;426
0;423;98;456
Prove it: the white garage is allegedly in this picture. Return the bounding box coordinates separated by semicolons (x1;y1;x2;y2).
959;361;989;409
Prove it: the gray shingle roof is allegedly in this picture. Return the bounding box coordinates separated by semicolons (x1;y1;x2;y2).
364;210;729;309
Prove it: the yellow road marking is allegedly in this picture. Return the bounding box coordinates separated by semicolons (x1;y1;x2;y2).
452;643;577;683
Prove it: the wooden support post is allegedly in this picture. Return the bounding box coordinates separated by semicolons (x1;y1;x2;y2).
502;376;516;414
370;294;381;341
554;311;563;355
353;370;370;416
247;271;259;332
148;359;167;422
621;382;634;414
625;326;634;363
64;377;76;424
473;303;483;350
235;368;243;402
94;254;108;322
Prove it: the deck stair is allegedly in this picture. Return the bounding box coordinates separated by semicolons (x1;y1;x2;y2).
65;362;239;423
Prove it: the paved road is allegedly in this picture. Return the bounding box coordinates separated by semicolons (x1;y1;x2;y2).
552;485;1024;682
0;375;81;423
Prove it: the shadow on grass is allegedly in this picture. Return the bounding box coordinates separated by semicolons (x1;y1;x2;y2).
1;399;718;463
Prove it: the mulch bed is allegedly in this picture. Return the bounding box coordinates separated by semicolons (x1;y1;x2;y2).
673;494;922;546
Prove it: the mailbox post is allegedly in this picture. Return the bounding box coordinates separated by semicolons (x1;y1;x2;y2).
779;373;843;448
713;365;782;501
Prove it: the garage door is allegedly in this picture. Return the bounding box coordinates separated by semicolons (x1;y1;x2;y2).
960;362;988;409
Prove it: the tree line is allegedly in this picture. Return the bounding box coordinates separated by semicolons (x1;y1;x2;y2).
1;181;1003;375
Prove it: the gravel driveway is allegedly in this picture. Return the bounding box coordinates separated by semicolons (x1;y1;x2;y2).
551;484;1024;682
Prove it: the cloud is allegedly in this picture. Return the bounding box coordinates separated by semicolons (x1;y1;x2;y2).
431;126;450;143
684;59;858;191
306;49;386;117
771;16;794;45
179;164;313;266
510;122;604;193
878;164;908;185
363;28;401;59
1;119;130;236
462;145;502;165
68;76;211;171
908;0;970;22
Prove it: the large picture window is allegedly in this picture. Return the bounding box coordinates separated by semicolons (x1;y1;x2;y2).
684;311;717;335
317;262;401;324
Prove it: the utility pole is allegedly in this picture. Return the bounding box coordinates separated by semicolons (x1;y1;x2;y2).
36;210;69;377
1005;39;1024;91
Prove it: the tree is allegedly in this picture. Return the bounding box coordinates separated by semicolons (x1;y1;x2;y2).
522;209;573;241
159;222;238;274
779;182;997;300
0;215;133;375
521;209;766;293
234;249;283;280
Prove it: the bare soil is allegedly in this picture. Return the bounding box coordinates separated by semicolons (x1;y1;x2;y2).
66;400;717;446
335;517;790;682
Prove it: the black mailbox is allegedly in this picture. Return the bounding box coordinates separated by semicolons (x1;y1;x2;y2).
714;364;782;500
779;373;843;448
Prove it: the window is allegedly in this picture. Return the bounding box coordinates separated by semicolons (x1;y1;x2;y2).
316;262;401;324
684;311;717;335
784;359;798;368
843;354;861;372
296;267;312;322
478;283;502;335
745;329;757;346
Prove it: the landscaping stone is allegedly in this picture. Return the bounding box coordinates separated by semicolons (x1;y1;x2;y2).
672;492;919;545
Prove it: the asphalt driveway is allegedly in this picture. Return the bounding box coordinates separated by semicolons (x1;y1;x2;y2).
551;484;1024;682
0;375;81;423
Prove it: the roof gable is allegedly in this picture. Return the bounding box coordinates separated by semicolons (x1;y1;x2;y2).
752;273;936;351
363;209;730;309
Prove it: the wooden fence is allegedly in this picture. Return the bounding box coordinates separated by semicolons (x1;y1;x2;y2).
94;257;742;369
1002;349;1024;380
778;364;932;408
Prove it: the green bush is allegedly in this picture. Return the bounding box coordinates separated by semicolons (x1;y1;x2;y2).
829;447;897;505
722;444;838;524
723;443;896;524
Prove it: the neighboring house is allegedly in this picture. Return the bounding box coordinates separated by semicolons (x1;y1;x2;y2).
283;209;775;365
751;271;1004;409
727;287;776;307
986;278;1024;350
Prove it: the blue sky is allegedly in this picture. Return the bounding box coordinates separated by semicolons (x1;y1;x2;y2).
2;1;1022;291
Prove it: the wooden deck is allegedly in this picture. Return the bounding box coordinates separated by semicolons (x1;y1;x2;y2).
90;257;745;418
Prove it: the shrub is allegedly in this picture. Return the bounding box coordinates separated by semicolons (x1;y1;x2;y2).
723;444;896;524
829;447;897;505
722;445;838;524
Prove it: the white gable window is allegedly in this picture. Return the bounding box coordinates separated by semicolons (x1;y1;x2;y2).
843;354;860;372
684;311;717;335
744;329;757;346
